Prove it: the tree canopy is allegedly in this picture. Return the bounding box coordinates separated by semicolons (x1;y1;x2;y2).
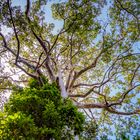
0;0;140;139
0;78;87;140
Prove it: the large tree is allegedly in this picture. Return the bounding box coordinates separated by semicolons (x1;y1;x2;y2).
0;0;140;138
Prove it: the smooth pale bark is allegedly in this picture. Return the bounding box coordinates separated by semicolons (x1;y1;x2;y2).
58;69;68;98
75;135;79;140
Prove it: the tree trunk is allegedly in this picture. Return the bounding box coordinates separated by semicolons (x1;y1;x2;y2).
58;69;79;140
58;69;68;98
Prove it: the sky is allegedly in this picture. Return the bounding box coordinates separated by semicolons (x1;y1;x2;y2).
12;0;64;34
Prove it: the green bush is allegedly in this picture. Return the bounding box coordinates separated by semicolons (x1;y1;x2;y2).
0;79;85;140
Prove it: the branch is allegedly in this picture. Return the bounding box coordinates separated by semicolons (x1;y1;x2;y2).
25;0;48;55
49;31;62;53
108;84;140;107
77;103;106;109
0;33;16;56
115;0;140;33
15;63;37;79
130;64;140;86
66;68;74;90
69;77;112;98
77;51;103;77
73;83;100;88
69;50;103;88
105;107;140;115
0;75;28;83
7;0;20;63
83;109;93;120
35;52;44;70
0;32;38;79
69;85;98;98
25;0;56;81
77;102;140;115
25;0;30;17
0;88;12;90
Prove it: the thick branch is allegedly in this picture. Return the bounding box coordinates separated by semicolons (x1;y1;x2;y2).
77;103;140;115
105;107;140;115
77;103;106;109
25;0;30;17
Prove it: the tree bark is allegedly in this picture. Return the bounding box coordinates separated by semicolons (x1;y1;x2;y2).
58;69;68;98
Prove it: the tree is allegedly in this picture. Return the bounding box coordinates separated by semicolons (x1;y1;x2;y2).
0;78;85;139
0;0;140;138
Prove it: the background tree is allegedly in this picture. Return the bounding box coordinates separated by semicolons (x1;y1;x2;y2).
0;0;140;138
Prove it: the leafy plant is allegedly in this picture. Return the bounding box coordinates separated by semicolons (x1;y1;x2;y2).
0;78;85;140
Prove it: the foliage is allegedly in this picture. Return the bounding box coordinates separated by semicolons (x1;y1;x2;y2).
117;132;140;140
0;78;85;140
80;120;98;140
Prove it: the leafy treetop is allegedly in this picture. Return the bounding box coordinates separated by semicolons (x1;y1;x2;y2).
0;78;85;140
